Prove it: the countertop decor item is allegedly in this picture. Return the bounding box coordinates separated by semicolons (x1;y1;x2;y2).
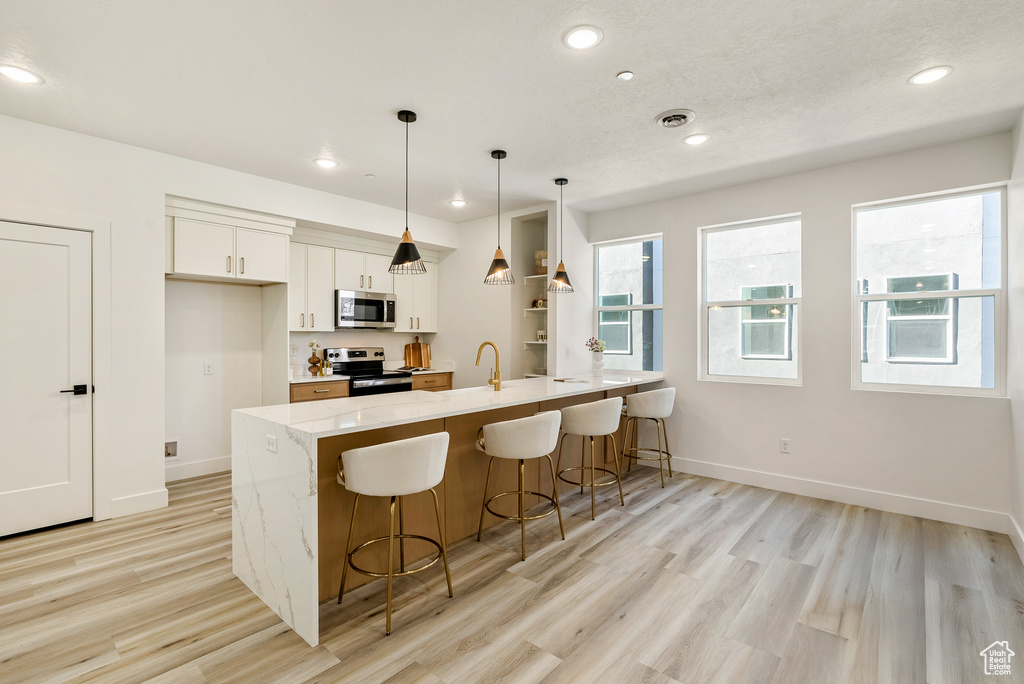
547;178;575;293
388;110;426;275
484;150;514;285
404;335;431;369
586;337;606;375
307;340;322;376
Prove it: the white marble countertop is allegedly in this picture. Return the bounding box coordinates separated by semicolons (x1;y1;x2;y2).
241;371;663;439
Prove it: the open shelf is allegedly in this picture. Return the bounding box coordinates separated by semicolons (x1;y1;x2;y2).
523;274;548;282
523;307;547;315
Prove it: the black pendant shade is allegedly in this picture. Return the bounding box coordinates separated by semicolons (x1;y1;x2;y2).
484;150;514;285
389;110;426;275
547;178;574;293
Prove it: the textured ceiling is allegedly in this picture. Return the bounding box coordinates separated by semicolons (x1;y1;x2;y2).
1;0;1022;223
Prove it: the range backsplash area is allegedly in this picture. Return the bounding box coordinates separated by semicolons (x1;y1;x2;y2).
289;330;438;375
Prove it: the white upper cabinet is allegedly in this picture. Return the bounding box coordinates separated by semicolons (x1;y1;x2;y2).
171;217;288;284
173;219;235;278
334;248;393;294
236;228;288;282
363;253;394;294
290;243;334;332
394;266;437;333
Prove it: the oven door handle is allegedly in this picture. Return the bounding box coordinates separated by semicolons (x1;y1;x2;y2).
350;377;413;389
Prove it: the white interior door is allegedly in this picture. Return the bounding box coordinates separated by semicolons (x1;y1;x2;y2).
0;221;92;536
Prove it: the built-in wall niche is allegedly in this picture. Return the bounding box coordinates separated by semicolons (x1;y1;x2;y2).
510;209;554;379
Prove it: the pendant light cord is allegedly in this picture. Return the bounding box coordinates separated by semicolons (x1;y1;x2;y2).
405;119;409;230
559;182;564;261
496;156;501;249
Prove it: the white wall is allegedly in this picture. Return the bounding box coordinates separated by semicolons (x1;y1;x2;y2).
589;132;1014;531
434;212;515;388
434;201;594;388
1007;112;1024;556
0;113;457;519
165;280;263;481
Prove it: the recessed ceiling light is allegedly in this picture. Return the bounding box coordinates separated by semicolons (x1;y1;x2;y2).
450;199;466;207
684;134;711;145
564;26;603;50
910;66;952;85
314;158;339;168
0;65;44;84
617;71;634;81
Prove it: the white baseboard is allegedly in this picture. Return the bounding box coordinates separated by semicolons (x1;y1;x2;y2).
165;455;231;483
1008;515;1024;565
672;457;1009;534
109;488;169;518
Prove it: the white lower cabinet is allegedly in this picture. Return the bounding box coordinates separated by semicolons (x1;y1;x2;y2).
394;267;437;333
290;243;335;331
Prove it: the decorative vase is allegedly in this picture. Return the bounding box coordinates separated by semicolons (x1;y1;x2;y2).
308;352;322;376
592;351;604;375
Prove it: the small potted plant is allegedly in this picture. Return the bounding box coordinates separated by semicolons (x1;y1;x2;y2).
585;337;606;375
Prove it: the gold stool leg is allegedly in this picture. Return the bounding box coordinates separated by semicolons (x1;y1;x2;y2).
626;417;636;472
545;454;565;539
588;436;596;520
386;496;396;635
519;458;526;561
652;418;665;487
477;456;496;541
580;436;587;497
661;418;673;477
554;432;567;475
338;493;361;603
398;495;406;572
609;433;625;505
430;487;453;598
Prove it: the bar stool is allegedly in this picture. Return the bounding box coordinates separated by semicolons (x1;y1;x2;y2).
336;432;452;635
622;387;676;487
476;411;564;561
555;397;625;520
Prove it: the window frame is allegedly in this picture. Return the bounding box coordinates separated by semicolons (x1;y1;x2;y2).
850;184;1007;397
592;234;663;372
698;214;803;386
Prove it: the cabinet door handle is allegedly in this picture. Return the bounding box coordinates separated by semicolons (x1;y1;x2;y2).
240;256;245;274
227;255;232;273
417;317;420;329
314;389;329;393
310;313;314;328
368;275;372;289
360;275;364;288
410;317;413;328
300;313;304;328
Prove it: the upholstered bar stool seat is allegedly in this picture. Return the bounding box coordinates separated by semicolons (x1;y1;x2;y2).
622;387;676;487
336;432;452;635
555;396;625;520
476;411;564;561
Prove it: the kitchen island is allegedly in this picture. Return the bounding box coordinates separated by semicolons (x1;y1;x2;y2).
231;372;663;645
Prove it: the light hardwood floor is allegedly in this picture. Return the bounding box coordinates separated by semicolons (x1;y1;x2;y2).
2;468;1023;683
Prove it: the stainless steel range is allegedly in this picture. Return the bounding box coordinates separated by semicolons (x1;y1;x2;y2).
324;347;413;396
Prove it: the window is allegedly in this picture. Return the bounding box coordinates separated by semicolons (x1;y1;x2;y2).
598;294;633;354
884;274;956;363
854;187;1003;394
700;216;802;383
595;238;662;371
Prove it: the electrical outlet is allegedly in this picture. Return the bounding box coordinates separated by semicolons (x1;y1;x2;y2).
779;438;791;454
290;345;297;357
266;435;278;453
204;362;214;376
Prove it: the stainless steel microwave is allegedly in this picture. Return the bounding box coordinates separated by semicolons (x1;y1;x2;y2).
335;291;397;329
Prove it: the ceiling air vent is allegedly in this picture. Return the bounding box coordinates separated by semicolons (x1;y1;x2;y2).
654;109;695;128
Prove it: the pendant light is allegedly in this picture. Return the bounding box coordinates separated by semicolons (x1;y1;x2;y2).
389;110;426;275
484;150;514;285
547;178;574;293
